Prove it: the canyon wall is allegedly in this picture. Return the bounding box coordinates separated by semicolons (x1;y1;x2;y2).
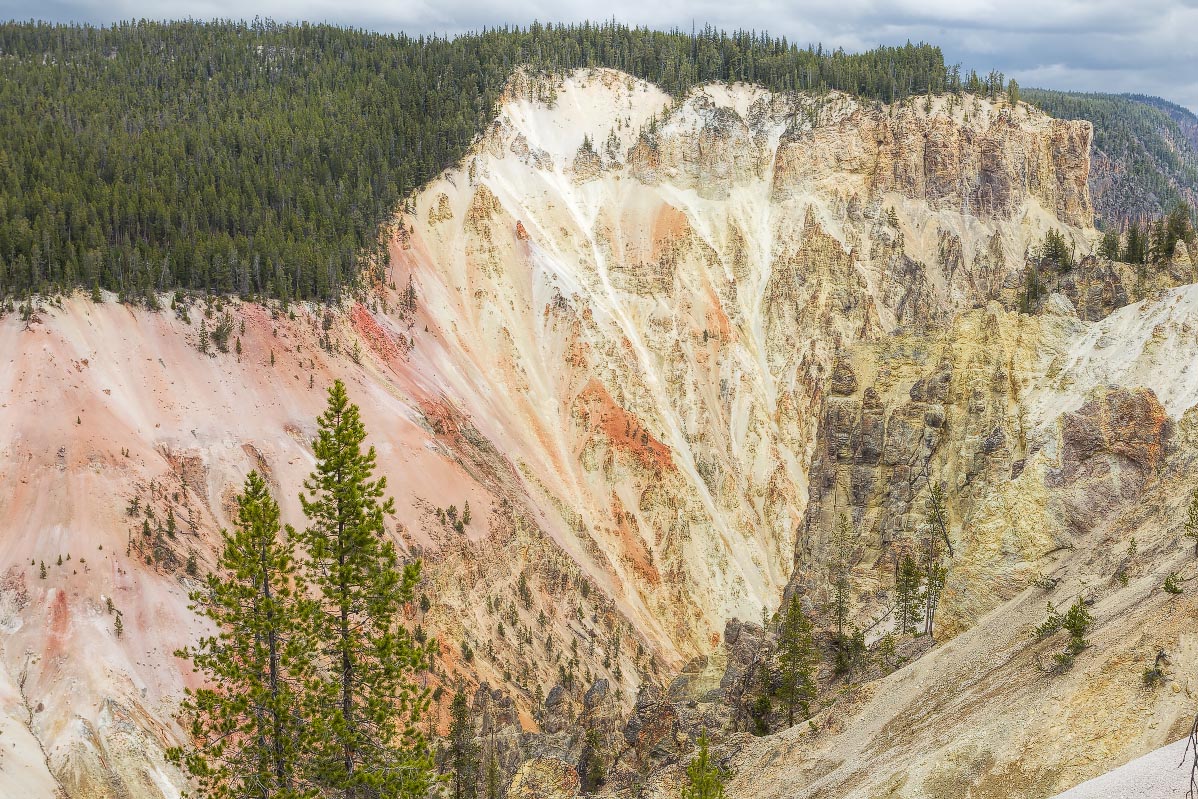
6;67;1182;799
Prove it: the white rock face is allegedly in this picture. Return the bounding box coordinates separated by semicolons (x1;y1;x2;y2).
1051;737;1189;798
395;67;1097;663
1035;284;1198;421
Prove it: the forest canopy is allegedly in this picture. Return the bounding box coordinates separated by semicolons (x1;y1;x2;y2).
0;20;981;300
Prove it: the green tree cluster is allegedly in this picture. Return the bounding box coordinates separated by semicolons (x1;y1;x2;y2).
1092;204;1195;266
1036;596;1092;673
1038;229;1075;270
170;379;433;799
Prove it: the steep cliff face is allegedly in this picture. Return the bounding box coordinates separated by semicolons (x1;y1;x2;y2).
0;67;1120;797
393;68;1095;667
1026;88;1198;228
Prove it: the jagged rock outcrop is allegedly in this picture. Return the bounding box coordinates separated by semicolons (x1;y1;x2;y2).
508;758;581;799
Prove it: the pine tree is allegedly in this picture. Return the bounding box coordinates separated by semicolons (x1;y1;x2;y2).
1006;78;1020;106
682;732;725;799
168;471;315;799
1184;485;1198;559
775;593;818;726
894;554;923;635
1061;596;1092;652
581;727;606;791
830;514;854;641
922;484;952;638
1124;222;1147;265
446;690;479;799
298;379;433;799
1099;228;1121;260
484;742;501;799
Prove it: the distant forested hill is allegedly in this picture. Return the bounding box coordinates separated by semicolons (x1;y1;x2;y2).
1024;88;1198;227
0;20;968;301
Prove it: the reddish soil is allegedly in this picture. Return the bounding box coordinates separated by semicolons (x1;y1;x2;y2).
574;378;673;473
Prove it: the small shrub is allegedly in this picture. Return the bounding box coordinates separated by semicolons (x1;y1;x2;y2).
1061;597;1092;652
1050;650;1075;672
1034;603;1062;639
1143;666;1166;688
1164;573;1183;595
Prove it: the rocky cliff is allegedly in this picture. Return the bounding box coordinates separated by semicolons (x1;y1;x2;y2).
393;68;1096;671
2;66;1185;799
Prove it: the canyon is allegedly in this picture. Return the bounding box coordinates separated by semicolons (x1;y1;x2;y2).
0;67;1193;798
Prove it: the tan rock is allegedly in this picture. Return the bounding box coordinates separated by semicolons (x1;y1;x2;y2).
507;758;581;799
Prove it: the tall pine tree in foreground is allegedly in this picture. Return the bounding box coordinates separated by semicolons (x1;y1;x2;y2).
299;379;433;799
169;471;315;799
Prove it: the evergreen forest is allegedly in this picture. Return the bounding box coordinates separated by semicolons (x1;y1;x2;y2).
0;20;975;300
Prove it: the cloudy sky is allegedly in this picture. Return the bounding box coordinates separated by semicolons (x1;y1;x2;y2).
8;0;1198;110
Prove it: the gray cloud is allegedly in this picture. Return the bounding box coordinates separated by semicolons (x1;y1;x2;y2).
5;0;1198;110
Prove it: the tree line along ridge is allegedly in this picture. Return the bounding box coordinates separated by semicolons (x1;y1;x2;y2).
0;19;1007;302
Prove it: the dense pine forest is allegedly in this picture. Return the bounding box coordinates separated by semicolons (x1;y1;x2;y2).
0;20;967;301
